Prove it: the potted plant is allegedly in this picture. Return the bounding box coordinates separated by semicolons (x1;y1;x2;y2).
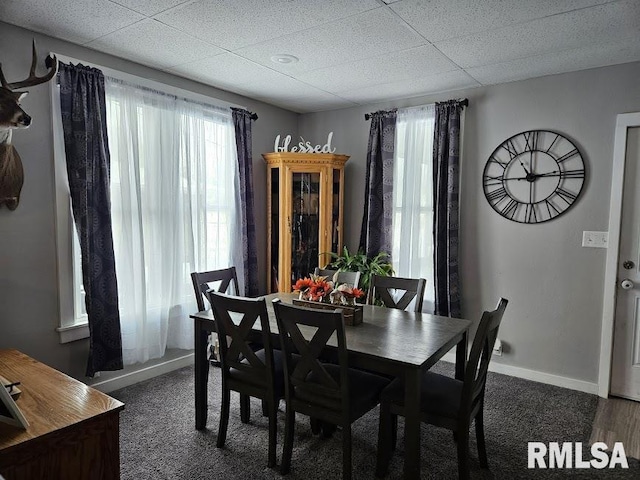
326;246;394;300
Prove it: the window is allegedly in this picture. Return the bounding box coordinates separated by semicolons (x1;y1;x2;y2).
52;57;242;365
392;105;436;311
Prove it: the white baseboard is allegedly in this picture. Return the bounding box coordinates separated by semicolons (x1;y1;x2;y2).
91;353;195;393
89;351;598;396
441;352;599;395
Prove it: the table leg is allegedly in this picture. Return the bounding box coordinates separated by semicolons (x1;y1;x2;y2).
403;367;421;479
195;318;209;430
455;331;468;381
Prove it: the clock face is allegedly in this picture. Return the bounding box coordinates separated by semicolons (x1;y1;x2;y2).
482;130;585;223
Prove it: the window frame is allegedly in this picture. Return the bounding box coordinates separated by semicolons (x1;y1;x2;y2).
50;53;242;343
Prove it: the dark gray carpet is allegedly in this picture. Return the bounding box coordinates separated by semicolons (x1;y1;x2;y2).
111;362;639;479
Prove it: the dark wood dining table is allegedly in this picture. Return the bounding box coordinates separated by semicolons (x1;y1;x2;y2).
190;293;472;480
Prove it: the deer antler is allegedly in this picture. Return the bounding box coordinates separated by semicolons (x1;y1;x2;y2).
0;39;58;91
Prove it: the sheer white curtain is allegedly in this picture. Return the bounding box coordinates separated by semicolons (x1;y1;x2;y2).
105;78;243;365
392;105;436;312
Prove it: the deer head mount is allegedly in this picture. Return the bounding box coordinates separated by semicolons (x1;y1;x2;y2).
0;40;57;210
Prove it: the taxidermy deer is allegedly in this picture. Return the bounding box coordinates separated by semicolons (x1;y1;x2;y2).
0;41;57;210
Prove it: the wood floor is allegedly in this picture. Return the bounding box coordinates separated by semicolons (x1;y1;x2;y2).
590;396;640;460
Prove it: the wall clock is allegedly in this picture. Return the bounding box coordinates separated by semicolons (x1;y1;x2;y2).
482;130;585;223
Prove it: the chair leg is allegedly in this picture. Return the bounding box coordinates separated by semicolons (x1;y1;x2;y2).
281;405;295;475
240;394;250;423
376;402;393;478
391;414;398;451
267;398;277;469
217;385;230;448
262;398;269;417
475;409;488;468
310;417;321;435
342;423;352;480
322;422;337;438
456;428;470;480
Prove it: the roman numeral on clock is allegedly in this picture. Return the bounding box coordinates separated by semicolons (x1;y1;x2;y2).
524;131;538;152
555;188;577;205
556;148;578;163
500;199;518;219
502;139;519;160
487;187;508;203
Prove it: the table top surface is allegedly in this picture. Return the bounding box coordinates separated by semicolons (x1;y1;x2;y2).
0;349;124;452
191;293;472;371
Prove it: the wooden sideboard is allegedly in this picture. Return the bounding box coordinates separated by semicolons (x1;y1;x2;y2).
0;349;124;479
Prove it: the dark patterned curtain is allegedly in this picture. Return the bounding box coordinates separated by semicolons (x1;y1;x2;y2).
433;100;465;318
359;109;397;258
231;108;259;296
58;62;123;376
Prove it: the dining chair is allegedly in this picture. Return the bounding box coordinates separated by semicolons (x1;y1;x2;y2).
190;266;239;312
367;275;426;312
207;291;285;469
375;298;509;480
273;300;390;480
190;267;239;366
314;267;361;288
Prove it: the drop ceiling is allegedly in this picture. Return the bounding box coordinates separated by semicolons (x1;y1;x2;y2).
1;0;639;113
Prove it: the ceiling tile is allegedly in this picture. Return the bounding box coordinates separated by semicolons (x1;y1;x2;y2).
252;93;357;114
87;19;224;69
337;69;479;104
235;8;427;74
297;45;459;92
168;53;343;106
466;39;640;85
155;0;380;50
391;0;612;42
0;0;145;44
436;0;640;68
109;0;192;16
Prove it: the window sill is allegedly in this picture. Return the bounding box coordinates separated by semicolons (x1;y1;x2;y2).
57;321;90;344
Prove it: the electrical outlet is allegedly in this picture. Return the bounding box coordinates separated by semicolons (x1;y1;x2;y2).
582;231;609;248
492;339;503;356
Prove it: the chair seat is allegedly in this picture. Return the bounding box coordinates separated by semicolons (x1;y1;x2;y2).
381;371;463;419
229;349;285;397
297;364;390;419
230;349;298;398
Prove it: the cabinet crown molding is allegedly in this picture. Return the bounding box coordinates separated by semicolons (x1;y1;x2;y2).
262;152;350;166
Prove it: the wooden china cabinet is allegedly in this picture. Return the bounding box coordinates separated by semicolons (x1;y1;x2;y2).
263;152;350;293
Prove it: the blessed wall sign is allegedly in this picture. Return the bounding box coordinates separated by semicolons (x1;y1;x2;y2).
274;132;336;153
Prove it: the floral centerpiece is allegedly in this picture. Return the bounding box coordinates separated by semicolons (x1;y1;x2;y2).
293;273;365;306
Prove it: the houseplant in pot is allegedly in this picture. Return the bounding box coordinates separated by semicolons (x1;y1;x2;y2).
326;246;394;301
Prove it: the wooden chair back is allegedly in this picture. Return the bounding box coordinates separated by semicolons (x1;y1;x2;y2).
207;292;274;388
191;267;239;311
461;298;508;416
273;300;349;420
368;275;426;312
314;268;361;288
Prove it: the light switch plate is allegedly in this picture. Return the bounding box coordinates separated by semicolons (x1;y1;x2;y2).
582;231;609;248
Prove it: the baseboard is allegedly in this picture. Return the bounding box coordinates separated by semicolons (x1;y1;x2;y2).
90;353;195;393
441;352;599;395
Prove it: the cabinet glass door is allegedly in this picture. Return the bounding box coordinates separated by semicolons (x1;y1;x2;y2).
291;172;321;283
270;167;280;292
331;168;341;254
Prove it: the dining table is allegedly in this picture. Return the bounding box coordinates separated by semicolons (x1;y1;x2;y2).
190;293;472;480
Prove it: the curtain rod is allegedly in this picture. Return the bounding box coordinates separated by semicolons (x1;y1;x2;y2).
232;107;258;120
364;98;468;120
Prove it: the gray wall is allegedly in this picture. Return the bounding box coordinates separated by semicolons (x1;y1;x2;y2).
0;22;298;379
299;61;640;385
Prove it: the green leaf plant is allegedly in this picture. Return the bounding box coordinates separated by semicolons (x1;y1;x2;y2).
325;246;394;301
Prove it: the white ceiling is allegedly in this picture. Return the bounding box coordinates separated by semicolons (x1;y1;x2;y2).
1;0;639;113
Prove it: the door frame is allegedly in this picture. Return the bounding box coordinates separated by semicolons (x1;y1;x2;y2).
598;112;640;397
